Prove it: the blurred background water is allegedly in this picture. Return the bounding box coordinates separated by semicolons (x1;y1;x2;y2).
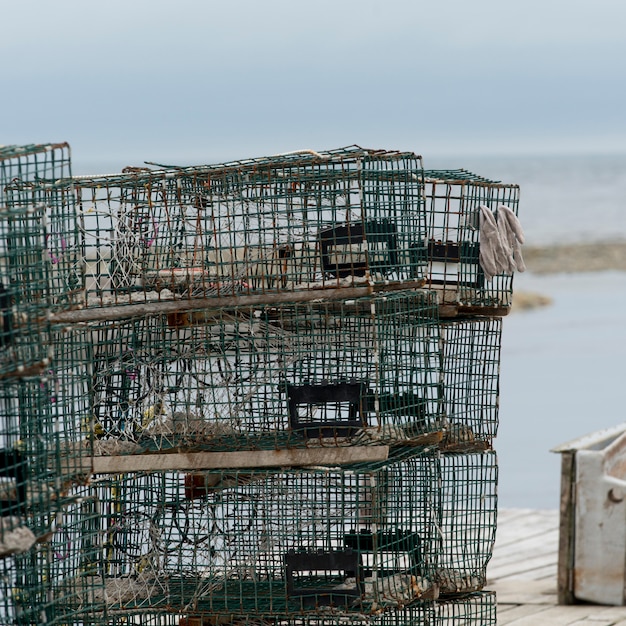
499;270;626;509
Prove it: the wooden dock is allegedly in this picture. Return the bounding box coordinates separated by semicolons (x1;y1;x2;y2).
488;508;626;625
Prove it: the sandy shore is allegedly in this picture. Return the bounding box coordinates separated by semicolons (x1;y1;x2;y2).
522;240;626;274
511;240;626;312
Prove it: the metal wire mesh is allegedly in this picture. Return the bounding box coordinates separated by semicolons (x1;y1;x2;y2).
422;170;520;315
175;598;496;626
0;144;72;194
76;291;442;452
70;147;426;310
1;144;81;379
0;448;443;622
0;144;509;625
0;591;496;626
0;486;105;625
436;591;497;625
1;448;499;623
436;452;497;595
0;363;91;551
440;318;502;448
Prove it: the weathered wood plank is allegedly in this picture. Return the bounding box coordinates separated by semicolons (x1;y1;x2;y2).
488;551;558;580
86;445;389;474
584;606;626;621
48;280;426;324
495;563;558;582
490;529;560;563
496;511;560;546
501;605;613;625
496;604;554;624
498;604;626;626
492;509;626;625
489;578;557;604
557;450;577;604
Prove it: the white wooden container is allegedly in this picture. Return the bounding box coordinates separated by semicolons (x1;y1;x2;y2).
553;423;626;605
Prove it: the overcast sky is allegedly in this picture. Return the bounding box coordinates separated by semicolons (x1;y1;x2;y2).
2;0;626;169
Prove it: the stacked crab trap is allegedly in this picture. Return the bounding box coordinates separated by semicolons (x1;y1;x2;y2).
0;144;522;625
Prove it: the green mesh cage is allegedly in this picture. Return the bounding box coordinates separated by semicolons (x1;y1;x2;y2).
69;147;426;312
1;447;443;622
72;290;442;452
0;144;72;197
0;369;91;546
0;197;52;376
1;448;499;623
0;144;81;378
176;597;495;626
440;317;502;448
436;591;497;625
436;451;497;595
0;488;105;625
0;589;497;626
422;170;520;315
0;144;508;625
0;377;72;542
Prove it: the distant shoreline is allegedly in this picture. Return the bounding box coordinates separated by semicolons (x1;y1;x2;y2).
522;241;626;274
512;241;626;312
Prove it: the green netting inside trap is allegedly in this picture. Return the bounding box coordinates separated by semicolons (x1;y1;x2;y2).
435;452;497;595
440;317;502;447
72;147;426;308
0;448;442;621
421;170;520;312
78;290;442;452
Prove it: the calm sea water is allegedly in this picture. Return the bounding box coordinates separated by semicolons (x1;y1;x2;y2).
77;152;626;510
500;270;626;509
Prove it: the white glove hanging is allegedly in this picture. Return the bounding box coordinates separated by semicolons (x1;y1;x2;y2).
478;205;525;281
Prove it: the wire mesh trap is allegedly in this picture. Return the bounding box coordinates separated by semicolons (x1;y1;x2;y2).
436;451;497;596
0;144;72;192
70;146;426;312
0;448;498;623
0;192;53;377
1;144;81;377
0;143;514;625
0;448;442;622
0;316;96;557
435;591;497;625
0;597;494;626
176;594;495;626
421;170;520;315
78;290;442;452
0;484;106;626
0;369;92;552
439;317;502;449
